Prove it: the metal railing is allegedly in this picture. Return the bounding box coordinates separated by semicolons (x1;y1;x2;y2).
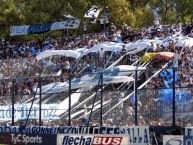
0;67;193;127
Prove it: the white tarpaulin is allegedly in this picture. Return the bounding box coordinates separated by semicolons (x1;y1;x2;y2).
83;42;124;56
126;41;151;51
57;89;83;116
79;65;146;82
36;50;81;60
175;37;193;47
84;5;101;18
35;65;138;95
35;76;134;95
103;65;146;76
75;48;89;55
161;36;193;48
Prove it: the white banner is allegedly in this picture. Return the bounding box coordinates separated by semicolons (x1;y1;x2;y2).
163;135;183;145
117;126;149;145
0;104;59;121
51;19;80;30
84;5;101;18
57;134;129;145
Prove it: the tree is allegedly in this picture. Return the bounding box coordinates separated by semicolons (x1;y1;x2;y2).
1;0;193;37
134;7;154;27
106;0;136;27
0;0;25;36
151;0;176;24
175;0;193;22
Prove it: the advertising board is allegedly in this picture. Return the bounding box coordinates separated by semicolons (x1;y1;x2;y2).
0;133;56;145
57;134;129;145
163;135;183;145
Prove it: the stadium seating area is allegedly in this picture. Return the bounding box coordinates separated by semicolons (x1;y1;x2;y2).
0;22;193;127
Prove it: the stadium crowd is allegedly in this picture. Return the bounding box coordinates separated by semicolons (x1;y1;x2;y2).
0;21;193;127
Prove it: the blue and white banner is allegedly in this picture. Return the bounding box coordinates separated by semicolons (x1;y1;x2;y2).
10;19;80;36
0;126;149;139
0;104;59;121
84;5;101;18
27;22;53;34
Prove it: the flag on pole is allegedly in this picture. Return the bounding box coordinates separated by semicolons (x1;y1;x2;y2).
84;5;101;18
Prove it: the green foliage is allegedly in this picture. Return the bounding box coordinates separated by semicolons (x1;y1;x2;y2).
107;0;134;26
0;0;193;38
133;7;154;27
175;0;193;22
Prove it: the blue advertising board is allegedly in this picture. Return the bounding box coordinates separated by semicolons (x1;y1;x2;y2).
0;133;56;145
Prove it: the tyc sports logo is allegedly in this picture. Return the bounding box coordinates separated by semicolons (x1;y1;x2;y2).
62;135;123;145
11;134;42;144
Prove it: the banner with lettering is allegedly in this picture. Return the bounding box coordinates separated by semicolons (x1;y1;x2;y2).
10;19;80;36
0;133;56;145
0;104;59;121
57;134;129;145
0;126;149;144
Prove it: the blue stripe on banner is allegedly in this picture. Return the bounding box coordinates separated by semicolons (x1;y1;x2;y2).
27;22;53;34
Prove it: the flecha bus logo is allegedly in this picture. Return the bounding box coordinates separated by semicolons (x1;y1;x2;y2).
92;136;123;145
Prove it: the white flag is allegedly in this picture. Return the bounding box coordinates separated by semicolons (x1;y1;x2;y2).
63;13;76;19
84;5;101;18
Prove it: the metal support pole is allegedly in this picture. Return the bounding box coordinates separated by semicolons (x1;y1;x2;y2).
39;77;42;126
172;67;176;126
135;69;138;126
68;73;71;126
100;71;103;126
11;79;15;126
103;0;106;31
